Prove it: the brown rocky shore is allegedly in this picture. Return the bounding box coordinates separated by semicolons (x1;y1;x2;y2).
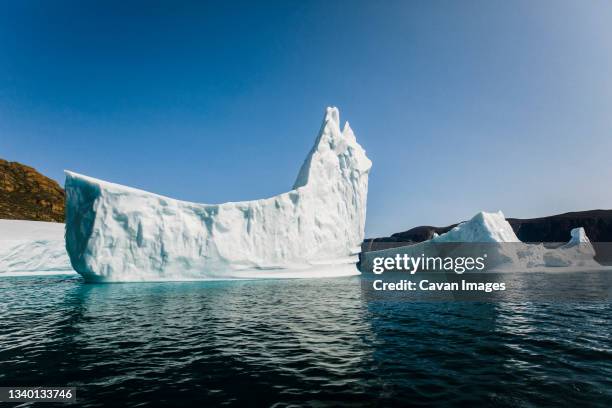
0;159;64;222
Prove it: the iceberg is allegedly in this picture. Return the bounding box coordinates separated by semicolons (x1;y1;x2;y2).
65;107;372;282
361;211;600;272
0;219;72;274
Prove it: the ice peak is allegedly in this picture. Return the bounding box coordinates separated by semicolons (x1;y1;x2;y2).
325;106;340;126
565;227;591;247
293;107;370;189
434;210;520;243
342;121;356;141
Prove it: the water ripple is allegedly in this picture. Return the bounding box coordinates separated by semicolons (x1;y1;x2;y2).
0;274;611;407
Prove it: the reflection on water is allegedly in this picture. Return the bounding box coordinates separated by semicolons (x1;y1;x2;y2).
0;274;611;407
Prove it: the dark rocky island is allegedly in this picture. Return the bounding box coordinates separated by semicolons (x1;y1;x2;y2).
0;159;65;222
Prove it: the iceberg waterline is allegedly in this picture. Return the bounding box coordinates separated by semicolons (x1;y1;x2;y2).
0;213;599;276
64;107;372;282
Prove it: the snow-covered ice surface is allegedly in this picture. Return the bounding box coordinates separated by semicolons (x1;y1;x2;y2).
65;107;372;282
0;220;73;275
362;211;603;272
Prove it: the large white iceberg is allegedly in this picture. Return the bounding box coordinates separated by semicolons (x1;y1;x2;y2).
65;107;372;282
0;219;72;274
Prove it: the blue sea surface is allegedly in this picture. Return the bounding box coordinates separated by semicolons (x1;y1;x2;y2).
1;273;611;407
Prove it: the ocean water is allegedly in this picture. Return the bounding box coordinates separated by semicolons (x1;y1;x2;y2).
1;273;611;407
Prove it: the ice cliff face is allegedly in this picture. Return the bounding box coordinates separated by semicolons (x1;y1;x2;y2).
65;107;372;282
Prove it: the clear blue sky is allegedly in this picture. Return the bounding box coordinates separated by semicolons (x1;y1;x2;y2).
1;0;612;237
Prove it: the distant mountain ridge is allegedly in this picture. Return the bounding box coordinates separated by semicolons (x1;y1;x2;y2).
0;159;65;222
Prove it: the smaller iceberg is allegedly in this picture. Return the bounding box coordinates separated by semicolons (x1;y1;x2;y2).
361;211;600;272
65;107;372;282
